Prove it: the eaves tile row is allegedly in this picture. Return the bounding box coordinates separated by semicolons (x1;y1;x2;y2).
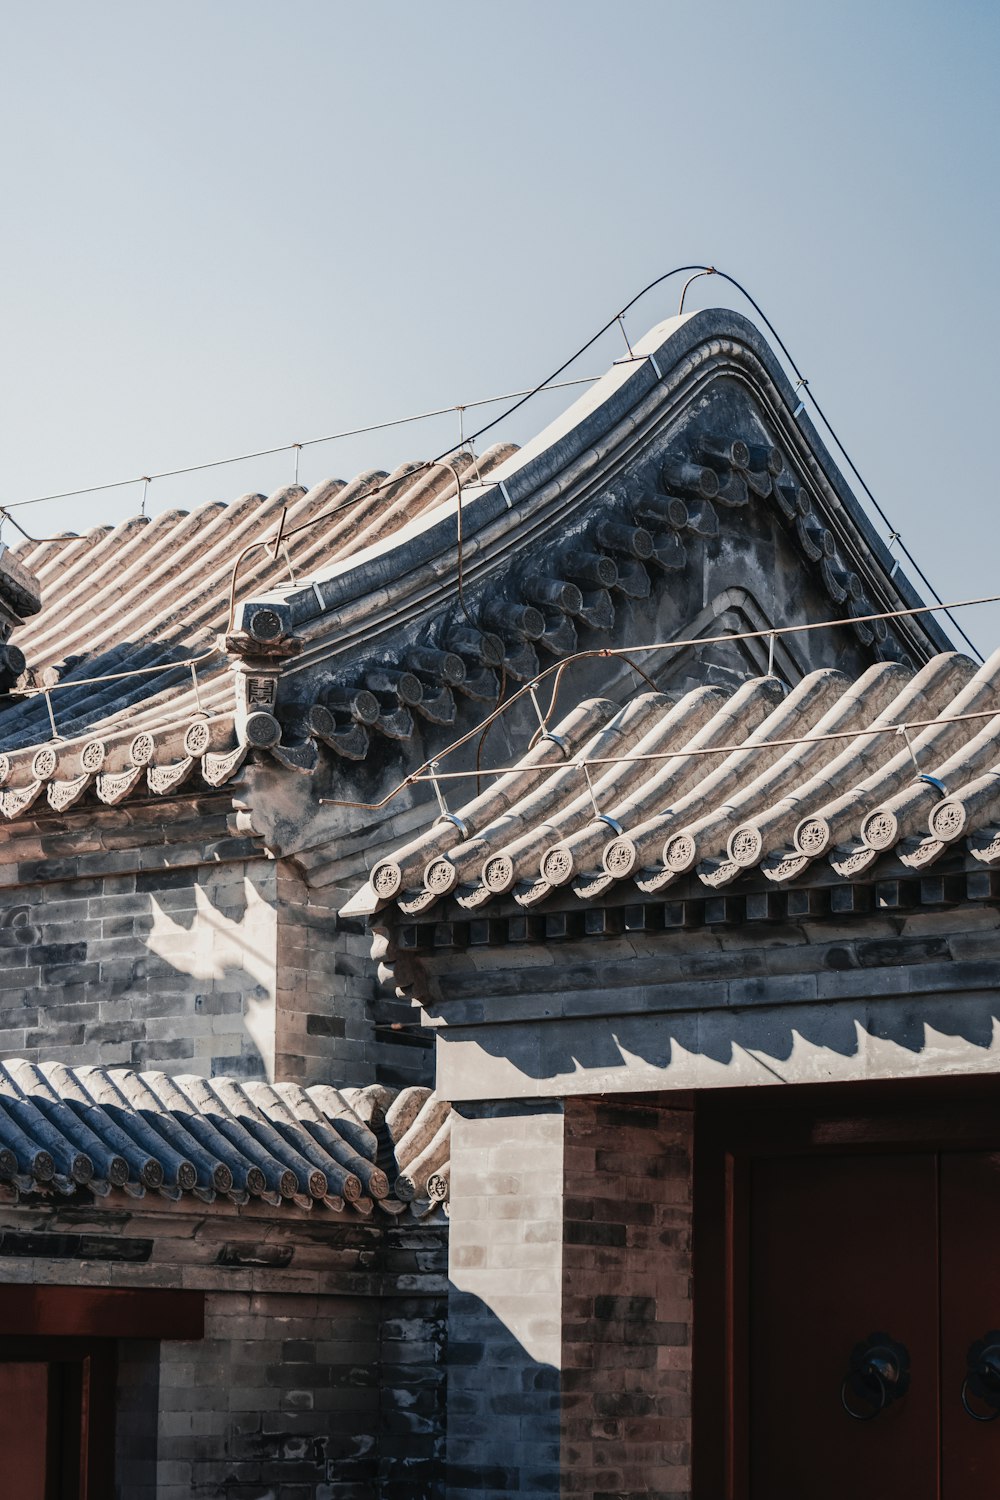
0;1064;451;1217
358;648;1000;917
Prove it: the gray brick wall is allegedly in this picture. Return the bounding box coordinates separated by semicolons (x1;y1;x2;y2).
153;1290;380;1499
445;1100;564;1499
0;1192;449;1500
0;858;278;1079
0;793;431;1087
561;1099;693;1500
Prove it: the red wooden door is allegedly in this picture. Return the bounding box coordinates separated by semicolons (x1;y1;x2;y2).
747;1149;1000;1497
748;1152;940;1499
0;1363;49;1500
940;1152;1000;1496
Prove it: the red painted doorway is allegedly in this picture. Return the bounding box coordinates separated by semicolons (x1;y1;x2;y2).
693;1081;1000;1500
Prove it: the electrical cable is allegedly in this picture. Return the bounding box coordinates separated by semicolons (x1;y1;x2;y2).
5;263;987;705
406;704;1000;785
0;375;604;514
317;587;1000;814
222;263;990;654
689;268;984;663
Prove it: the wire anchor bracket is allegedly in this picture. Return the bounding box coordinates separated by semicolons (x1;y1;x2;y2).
428;761;470;838
793;377;809;418
577;759;624;836
528;681;571;756
896;723;948;796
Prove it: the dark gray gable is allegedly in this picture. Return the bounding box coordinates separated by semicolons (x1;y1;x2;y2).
227;308;949;818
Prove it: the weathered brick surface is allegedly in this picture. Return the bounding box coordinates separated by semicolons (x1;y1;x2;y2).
561;1099;693;1500
155;1289;381;1498
274;871;433;1089
379;1223;448;1500
0;792;429;1088
0;852;278;1078
445;1101;564;1499
0;1194;448;1499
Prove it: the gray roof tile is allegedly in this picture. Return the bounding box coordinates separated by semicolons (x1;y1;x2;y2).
0;1060;450;1215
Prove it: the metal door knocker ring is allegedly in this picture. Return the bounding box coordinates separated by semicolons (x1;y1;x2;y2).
841;1334;910;1421
962;1334;1000;1421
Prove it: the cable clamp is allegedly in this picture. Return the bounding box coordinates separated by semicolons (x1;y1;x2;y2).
896;725;945;794
648;353;663;380
43;688;62;741
428;761;469;837
886;532;902;577
498;480;513;510
438;811;470;837
792;378;809;419
312;581;325;611
576;760;619;831
917;773;948;797
527;681;570;755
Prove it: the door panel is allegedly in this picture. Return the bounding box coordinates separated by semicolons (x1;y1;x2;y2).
749;1152;939;1500
0;1362;49;1500
940;1152;1000;1497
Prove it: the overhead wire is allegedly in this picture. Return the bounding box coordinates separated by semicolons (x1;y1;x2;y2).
317;587;1000;814
688;268;984;663
406;703;1000;784
0;375;604;514
3;263;990;740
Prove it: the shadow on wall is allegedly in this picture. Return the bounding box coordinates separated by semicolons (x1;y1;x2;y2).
445;1285;560;1497
431;990;1000;1086
0;869;273;1080
133;871;273;1079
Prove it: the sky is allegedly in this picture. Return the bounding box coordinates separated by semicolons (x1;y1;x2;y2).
1;1;997;645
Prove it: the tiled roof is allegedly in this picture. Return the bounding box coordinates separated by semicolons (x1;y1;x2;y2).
0;449;513;818
0;1063;450;1217
356;647;1000;915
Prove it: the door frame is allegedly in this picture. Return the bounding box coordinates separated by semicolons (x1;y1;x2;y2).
691;1074;1000;1499
0;1337;116;1500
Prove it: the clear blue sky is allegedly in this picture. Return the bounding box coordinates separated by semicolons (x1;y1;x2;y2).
1;2;997;644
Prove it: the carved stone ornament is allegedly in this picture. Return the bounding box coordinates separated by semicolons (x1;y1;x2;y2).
861;808;899;850
129;732;156;767
183;720;212;758
729;825;763;866
795;817;831;855
423;858;457;896
80;739;106;773
371;862;403;900
540;846;573;885
603;837;637;877
928;798;967;842
31;746;57;781
483;854;515;892
664;832;697;873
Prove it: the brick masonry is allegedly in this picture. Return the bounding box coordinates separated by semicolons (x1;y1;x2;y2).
443;1096;695;1500
562;1099;693;1500
0;789;432;1089
0;1194;448;1500
445;1100;565;1499
0;853;278;1080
